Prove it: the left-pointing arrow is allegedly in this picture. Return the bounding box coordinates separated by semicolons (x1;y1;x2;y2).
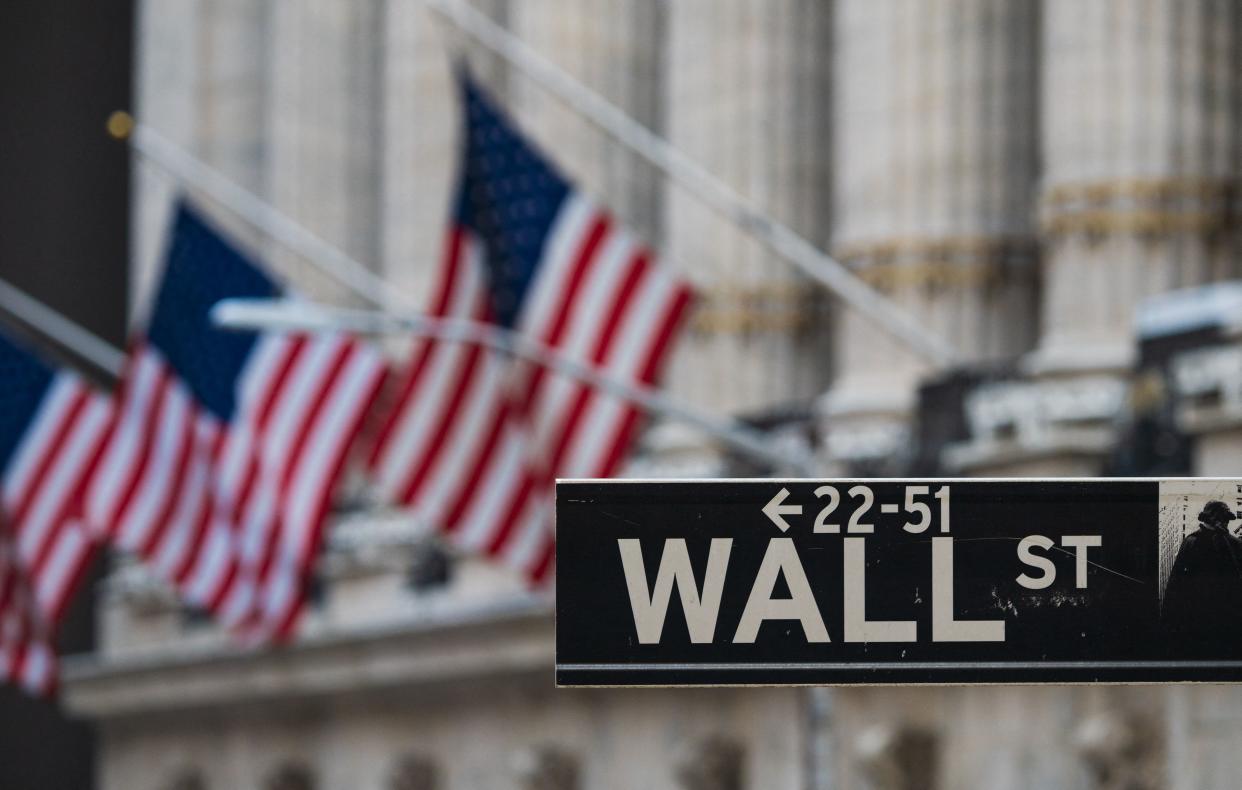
762;487;802;532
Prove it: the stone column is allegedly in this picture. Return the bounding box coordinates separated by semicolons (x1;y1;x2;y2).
508;0;665;244
1034;0;1242;375
824;0;1040;473
130;0;203;321
378;0;459;308
952;0;1242;478
663;0;834;421
191;0;271;253
266;0;385;303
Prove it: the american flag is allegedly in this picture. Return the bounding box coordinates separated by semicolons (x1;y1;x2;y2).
0;331;112;694
0;519;56;696
86;204;386;639
369;75;693;582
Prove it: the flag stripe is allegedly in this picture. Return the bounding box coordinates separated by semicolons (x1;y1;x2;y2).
439;213;613;537
450;421;526;550
480;243;648;558
0;358;111;696
116;383;192;552
262;349;385;635
22;399;110;587
512;195;597;340
597;283;694;478
375;241;487;502
417;353;509;532
10;389;89;541
564;265;686;478
372;79;694;585
87;351;165;529
246;340;355;615
152;420;216;579
367;229;467;469
4;377;83;515
527;229;636;449
85;205;387;645
544;247;650;469
514;213;611;416
14;392;100;568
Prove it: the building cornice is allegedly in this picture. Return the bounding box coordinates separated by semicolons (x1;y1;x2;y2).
61;596;554;722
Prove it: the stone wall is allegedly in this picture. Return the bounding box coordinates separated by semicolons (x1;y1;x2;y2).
103;2;1242;790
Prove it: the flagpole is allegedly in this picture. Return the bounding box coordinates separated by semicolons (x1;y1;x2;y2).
423;0;961;367
213;298;818;475
0;277;126;377
110;115;815;473
111;114;413;313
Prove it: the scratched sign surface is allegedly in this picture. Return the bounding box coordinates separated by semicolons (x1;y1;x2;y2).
555;479;1242;686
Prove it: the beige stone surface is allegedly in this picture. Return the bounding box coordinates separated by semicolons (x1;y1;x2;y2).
102;2;1242;789
824;0;1040;471
663;0;834;417
1035;0;1242;373
93;684;804;790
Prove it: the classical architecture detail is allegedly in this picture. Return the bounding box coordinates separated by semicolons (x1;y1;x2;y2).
673;735;745;790
264;2;385;299
852;723;938;790
823;0;1040;473
836;237;1037;292
509;0;666;245
1032;0;1242;378
1041;177;1241;240
511;746;579;790
663;0;833;416
690;282;829;335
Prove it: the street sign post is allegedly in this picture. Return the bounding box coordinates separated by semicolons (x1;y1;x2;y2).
555;479;1242;686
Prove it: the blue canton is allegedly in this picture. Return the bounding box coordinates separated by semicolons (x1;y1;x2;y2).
455;74;571;328
147;203;277;421
0;330;55;474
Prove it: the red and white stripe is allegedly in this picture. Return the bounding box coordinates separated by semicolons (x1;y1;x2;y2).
0;519;57;696
3;372;111;629
370;194;692;581
86;334;385;640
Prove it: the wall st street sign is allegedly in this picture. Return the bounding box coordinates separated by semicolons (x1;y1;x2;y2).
555;479;1242;686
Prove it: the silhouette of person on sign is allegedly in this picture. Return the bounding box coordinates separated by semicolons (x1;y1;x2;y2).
1163;500;1242;651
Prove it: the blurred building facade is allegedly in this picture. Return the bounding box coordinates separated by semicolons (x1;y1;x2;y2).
63;1;1242;789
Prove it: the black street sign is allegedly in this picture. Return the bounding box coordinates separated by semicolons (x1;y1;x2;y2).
555;479;1242;686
